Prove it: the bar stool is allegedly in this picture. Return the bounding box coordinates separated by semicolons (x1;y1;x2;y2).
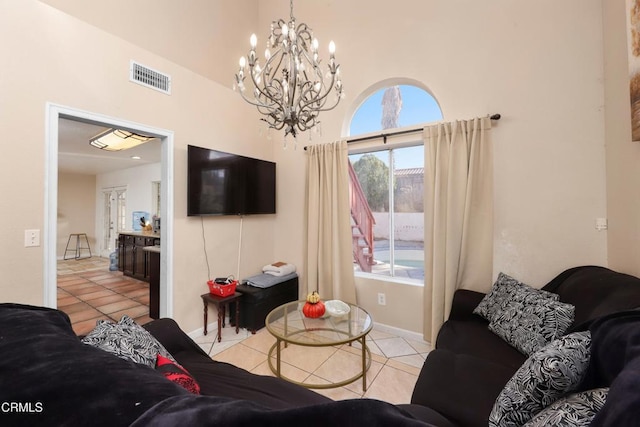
63;233;92;260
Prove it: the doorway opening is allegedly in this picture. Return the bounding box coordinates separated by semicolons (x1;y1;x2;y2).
102;186;127;257
44;103;174;328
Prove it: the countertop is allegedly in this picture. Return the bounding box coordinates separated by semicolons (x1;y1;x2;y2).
118;230;161;239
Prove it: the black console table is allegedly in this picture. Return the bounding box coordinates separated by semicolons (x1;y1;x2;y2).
230;276;299;333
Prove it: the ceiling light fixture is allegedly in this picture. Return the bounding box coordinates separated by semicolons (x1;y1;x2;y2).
89;129;154;151
234;0;344;138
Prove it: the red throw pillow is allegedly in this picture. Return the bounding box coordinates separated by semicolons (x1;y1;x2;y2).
155;354;201;394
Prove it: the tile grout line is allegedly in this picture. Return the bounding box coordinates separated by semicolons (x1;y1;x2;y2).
57;258;151;330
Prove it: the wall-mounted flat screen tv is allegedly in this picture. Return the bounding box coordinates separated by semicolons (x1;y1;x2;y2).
187;145;276;216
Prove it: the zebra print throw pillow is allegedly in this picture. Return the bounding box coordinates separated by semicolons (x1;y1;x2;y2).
474;272;559;323
488;331;592;427
523;388;608;427
82;315;176;367
488;298;575;356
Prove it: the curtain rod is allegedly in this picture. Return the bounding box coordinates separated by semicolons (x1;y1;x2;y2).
303;113;501;150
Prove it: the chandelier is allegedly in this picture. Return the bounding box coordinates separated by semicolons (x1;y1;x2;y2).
234;0;344;138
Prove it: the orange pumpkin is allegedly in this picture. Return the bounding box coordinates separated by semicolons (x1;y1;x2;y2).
302;291;325;318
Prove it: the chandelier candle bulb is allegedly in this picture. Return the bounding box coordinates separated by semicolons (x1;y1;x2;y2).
250;34;257;48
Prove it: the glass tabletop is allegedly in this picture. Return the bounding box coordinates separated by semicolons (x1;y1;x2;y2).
265;301;373;346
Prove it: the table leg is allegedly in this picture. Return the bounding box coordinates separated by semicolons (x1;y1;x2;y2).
203;299;208;336
221;304;226;328
276;338;282;377
235;300;239;334
362;335;367;392
217;304;222;343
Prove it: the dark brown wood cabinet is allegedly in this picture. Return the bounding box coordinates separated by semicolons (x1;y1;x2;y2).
145;247;160;319
117;232;160;282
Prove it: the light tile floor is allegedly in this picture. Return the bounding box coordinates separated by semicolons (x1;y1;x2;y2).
57;257;432;404
193;321;432;404
57;257;151;335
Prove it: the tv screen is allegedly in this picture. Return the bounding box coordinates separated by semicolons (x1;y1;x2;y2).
187;145;276;216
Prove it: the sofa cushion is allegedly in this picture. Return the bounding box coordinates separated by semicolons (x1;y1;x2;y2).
580;310;640;426
436;319;527;370
541;266;640;331
474;272;559;323
412;349;517;427
0;303;188;427
522;387;608;427
396;404;458;427
488;298;575;355
489;331;592;427
144;318;332;410
82;315;176;367
132;394;439;427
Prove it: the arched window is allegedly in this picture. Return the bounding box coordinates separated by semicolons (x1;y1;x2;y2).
350;85;442;136
348;84;441;284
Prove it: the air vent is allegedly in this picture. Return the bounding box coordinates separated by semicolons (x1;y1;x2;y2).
129;61;171;95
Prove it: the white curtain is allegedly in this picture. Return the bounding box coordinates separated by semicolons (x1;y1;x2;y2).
423;117;493;343
305;141;357;303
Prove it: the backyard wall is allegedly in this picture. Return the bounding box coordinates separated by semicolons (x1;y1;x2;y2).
373;212;424;242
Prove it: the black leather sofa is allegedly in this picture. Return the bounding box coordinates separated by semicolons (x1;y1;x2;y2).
411;266;640;427
0;303;437;426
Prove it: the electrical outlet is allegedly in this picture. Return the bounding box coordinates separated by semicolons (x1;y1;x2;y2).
377;293;386;306
25;229;40;247
595;218;608;231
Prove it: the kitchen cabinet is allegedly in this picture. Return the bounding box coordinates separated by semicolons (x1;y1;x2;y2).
143;246;161;319
117;232;160;282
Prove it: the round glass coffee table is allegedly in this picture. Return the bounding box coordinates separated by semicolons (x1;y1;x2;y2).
265;300;373;391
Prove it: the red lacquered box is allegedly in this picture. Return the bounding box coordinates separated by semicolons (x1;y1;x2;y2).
207;280;237;297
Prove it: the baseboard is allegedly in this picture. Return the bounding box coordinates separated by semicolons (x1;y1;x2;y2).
187;321;218;339
373;322;430;345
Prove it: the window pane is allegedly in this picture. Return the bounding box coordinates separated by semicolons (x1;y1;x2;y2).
349;85;443;136
348;83;436;284
349;152;389;274
392;146;424;281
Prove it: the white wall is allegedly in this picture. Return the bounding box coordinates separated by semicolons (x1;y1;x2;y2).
96;163;161;231
58;172;96;258
268;0;608;334
0;1;272;332
0;0;617;337
603;0;640;277
40;0;259;87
